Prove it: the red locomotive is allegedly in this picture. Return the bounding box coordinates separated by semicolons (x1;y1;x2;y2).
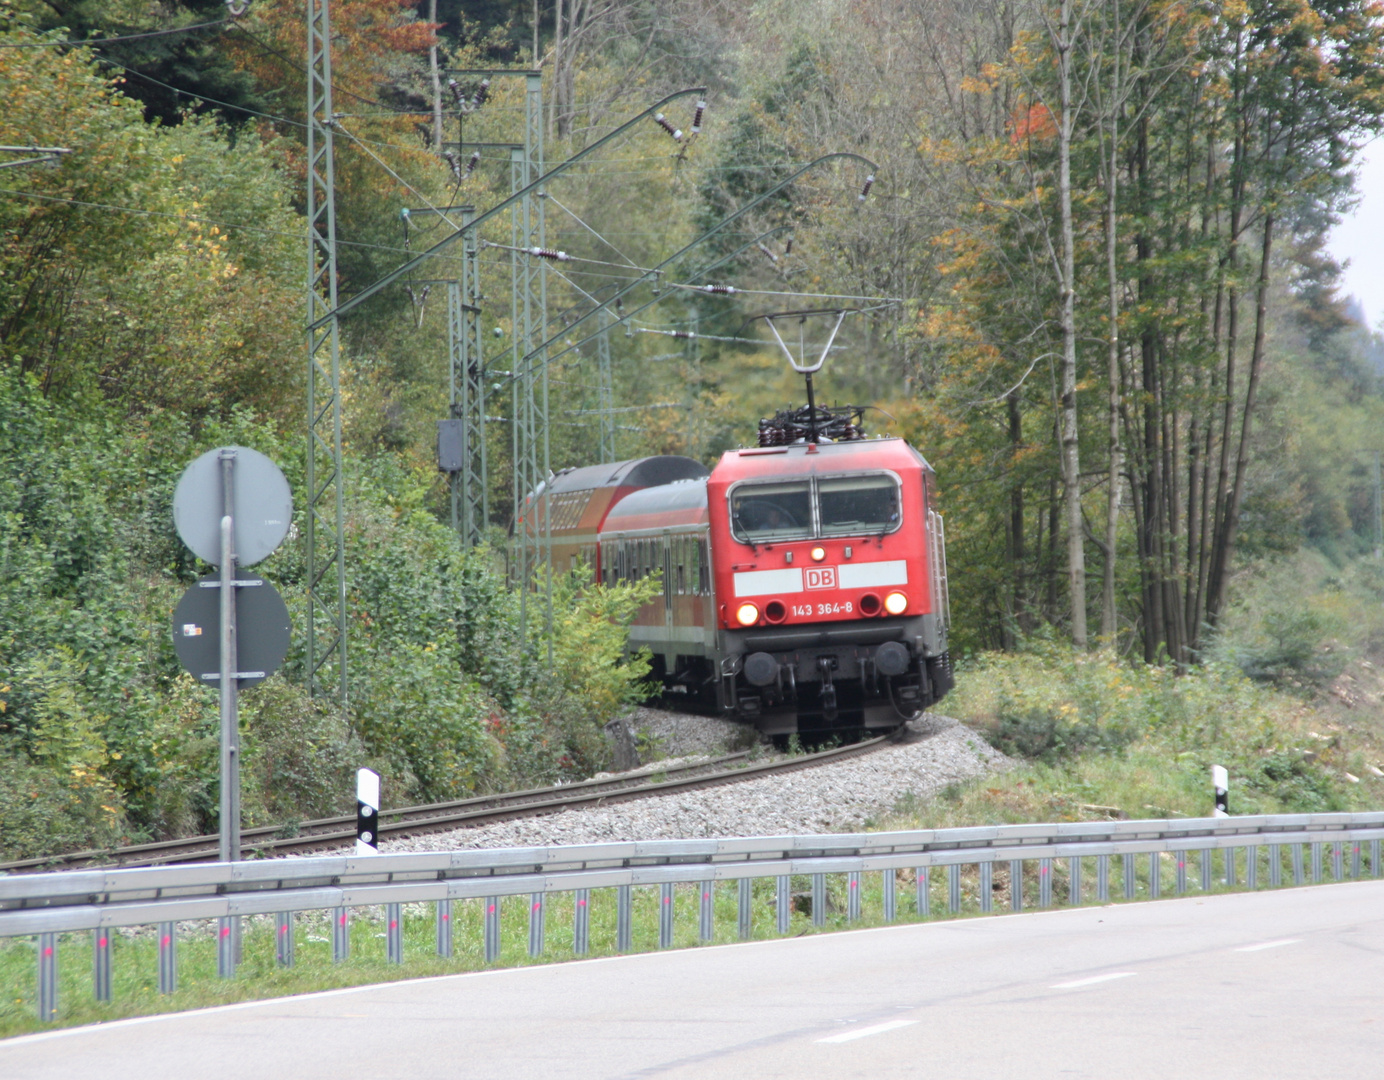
538;402;952;739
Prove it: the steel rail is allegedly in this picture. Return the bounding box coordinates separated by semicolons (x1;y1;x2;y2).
0;737;890;873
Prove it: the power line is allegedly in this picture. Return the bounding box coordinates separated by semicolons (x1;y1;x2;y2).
0;19;234;49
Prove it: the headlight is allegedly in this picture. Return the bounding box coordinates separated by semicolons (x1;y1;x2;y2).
810;546;826;562
736;602;760;626
884;591;908;615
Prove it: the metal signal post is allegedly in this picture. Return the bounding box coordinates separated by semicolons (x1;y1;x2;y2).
305;0;347;706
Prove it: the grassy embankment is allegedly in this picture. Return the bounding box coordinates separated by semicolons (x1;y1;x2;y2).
876;549;1384;831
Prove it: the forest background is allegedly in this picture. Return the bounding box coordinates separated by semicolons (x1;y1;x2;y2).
5;0;1384;861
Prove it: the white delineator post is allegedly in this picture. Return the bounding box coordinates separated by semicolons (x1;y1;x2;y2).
1213;765;1229;818
356;768;381;854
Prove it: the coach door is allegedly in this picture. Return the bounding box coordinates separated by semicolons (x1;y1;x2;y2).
663;531;675;640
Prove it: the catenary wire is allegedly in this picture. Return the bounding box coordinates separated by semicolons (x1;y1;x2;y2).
0;19;234;49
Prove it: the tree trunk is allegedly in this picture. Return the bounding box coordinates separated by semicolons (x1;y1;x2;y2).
1100;52;1122;642
1207;211;1275;625
1056;0;1087;647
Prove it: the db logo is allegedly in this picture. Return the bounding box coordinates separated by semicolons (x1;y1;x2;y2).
805;566;837;590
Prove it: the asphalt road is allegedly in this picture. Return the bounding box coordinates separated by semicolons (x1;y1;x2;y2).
4;880;1384;1079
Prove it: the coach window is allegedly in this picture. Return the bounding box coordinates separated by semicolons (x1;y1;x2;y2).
730;481;813;543
818;473;901;537
676;538;687;595
697;537;709;594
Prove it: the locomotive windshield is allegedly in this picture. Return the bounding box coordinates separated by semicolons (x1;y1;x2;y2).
730;471;902;543
730;481;813;542
818;474;900;536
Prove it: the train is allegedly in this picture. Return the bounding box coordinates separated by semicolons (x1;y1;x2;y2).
526;401;953;739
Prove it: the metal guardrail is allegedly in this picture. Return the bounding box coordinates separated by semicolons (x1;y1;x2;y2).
6;811;1384;1022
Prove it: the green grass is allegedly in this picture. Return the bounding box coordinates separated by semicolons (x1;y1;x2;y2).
1;852;1361;1039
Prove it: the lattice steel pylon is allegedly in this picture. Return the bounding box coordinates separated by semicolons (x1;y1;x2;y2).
305;0;347;705
448;207;487;547
510;75;552;651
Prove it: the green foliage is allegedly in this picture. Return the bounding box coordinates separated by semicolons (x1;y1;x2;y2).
949;641;1357;817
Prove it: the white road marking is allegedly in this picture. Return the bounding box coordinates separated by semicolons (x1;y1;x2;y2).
1051;972;1137;990
816;1019;919;1044
1234;938;1301;952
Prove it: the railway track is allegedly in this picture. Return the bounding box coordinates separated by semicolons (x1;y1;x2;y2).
0;735;893;873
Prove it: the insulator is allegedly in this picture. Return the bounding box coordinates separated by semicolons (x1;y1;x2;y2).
672;331;696;339
447;78;464;105
692;100;706;134
442;149;461;180
464;150;481;177
472;79;490;109
419;285;431;305
527;247;571;262
653;114;684;141
784;238;793;256
756;242;779;264
702;283;736;294
858;174;875;201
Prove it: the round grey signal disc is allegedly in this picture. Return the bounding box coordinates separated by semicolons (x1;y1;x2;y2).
173;446;292;567
172;575;291;688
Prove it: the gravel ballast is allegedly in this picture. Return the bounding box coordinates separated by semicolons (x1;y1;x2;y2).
385;714;1008;853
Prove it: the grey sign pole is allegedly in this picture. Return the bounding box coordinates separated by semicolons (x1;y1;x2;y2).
219;449;240;864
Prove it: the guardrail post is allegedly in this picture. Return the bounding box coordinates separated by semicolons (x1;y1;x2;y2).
332;906;350;962
848;871;861;921
917;867;931;918
435;900;452;959
1068;856;1081;904
217;916;236;978
573;890;590;954
1039;858;1052;908
1010;860;1022;912
1269;844;1282;887
276;912;295;967
1351;841;1361;880
157;921;176;994
1225;846;1236;887
1292;843;1304;885
616;886;632;952
1200;849;1212;892
812;874;826;927
1175;852;1187;895
658;883;674;948
1332;842;1344;882
528;893;545;957
737;879;752;940
882;869;896;922
1122;853;1136;899
1097;855;1110;902
484;896;501;962
980;861;993;912
387;902;404;964
1372;839;1380;878
1148;853;1161;899
92;929;111;1002
776;875;791;934
948;864;960;913
1246;846;1257;890
699;882;714;941
1311;842;1323;883
37;932;56;1022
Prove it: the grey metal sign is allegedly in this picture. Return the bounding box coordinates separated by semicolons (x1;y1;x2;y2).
172;575;290;689
173;446;292;567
